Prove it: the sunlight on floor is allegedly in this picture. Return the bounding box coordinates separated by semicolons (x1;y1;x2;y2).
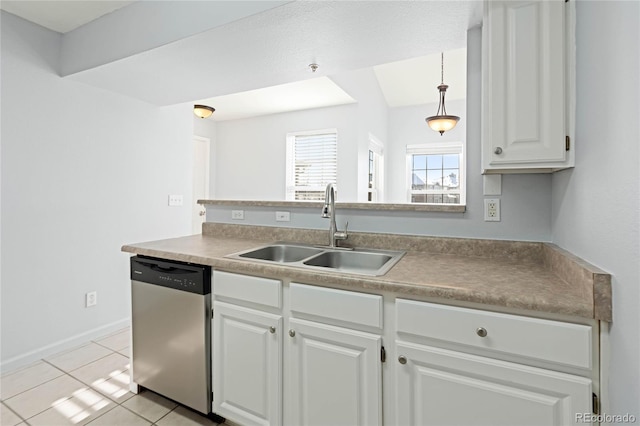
92;369;130;401
52;386;111;424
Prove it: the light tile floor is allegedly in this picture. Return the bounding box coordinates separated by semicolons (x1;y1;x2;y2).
1;328;225;426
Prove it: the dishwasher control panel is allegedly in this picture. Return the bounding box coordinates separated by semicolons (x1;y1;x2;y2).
131;256;211;295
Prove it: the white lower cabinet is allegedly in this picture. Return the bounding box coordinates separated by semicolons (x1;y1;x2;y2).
395;342;592;426
395;299;596;426
212;301;282;426
211;271;598;426
288;318;382;426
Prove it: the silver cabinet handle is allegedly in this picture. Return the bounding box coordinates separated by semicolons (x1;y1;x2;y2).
494;147;503;155
476;327;488;337
398;355;407;365
269;326;276;334
289;329;296;337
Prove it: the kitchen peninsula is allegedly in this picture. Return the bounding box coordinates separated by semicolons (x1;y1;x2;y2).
122;222;610;426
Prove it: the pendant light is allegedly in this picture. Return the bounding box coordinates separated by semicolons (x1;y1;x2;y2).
425;52;459;135
194;104;215;119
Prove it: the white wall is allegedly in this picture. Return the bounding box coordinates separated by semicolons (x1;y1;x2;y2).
0;12;195;371
207;26;553;242
212;67;390;203
330;68;389;201
387;98;467;203
551;1;639;417
214;104;359;201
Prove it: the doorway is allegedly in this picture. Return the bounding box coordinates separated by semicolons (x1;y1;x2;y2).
192;136;210;234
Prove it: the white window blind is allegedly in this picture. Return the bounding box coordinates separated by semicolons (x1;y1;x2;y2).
286;130;338;201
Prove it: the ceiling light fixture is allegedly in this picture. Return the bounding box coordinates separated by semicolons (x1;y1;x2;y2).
425;52;459;135
193;104;215;119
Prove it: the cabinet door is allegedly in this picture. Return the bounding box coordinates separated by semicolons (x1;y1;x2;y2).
396;342;592;426
482;0;569;172
288;318;382;426
213;301;282;426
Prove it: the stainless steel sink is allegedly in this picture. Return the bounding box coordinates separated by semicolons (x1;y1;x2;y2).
303;250;396;275
228;243;405;276
238;244;323;263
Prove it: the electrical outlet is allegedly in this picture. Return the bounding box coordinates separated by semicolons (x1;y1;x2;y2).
86;291;97;308
275;211;290;222
231;210;244;220
484;198;501;222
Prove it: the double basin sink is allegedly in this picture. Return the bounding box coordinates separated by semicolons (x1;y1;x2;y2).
227;243;405;276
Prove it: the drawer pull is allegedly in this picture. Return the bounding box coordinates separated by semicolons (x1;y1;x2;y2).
476;327;488;337
269;326;276;334
289;329;296;337
398;355;407;365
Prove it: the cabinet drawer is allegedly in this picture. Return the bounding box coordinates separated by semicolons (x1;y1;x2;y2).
396;299;592;369
291;283;383;330
213;270;281;309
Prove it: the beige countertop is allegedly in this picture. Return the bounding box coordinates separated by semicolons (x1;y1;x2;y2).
121;224;611;322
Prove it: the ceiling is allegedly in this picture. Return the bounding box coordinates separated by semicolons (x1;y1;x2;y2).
2;1;479;120
0;1;137;33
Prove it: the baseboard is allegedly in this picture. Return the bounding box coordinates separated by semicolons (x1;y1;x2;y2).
0;317;131;374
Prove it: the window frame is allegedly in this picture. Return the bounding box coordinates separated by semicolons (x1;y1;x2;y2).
405;141;466;205
367;135;384;202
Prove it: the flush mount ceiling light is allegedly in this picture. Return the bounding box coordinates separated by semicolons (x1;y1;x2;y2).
194;104;215;119
425;52;460;135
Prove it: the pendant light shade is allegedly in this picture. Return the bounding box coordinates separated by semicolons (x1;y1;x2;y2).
194;104;215;119
425;53;459;135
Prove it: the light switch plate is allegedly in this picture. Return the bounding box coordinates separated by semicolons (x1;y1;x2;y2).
168;194;183;206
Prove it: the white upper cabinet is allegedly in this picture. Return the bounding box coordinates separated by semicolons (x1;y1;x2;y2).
482;0;575;174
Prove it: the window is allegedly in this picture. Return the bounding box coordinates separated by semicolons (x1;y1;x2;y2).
286;129;338;201
406;142;464;204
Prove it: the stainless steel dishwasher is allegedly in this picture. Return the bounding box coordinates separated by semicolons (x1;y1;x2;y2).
130;256;215;415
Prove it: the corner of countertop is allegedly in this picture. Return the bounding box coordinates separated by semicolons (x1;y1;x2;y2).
542;243;612;322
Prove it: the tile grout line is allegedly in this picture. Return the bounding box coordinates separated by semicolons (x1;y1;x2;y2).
1;366;65;404
3;327;224;426
12;349;126;424
1;400;29;426
12;359;103;424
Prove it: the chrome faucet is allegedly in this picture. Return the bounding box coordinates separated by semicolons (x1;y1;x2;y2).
321;183;348;248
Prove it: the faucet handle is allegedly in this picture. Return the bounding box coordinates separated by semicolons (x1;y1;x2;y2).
335;221;349;241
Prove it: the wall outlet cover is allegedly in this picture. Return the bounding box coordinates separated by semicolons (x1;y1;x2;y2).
231;210;244;220
86;291;97;308
275;211;291;222
484;198;501;222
